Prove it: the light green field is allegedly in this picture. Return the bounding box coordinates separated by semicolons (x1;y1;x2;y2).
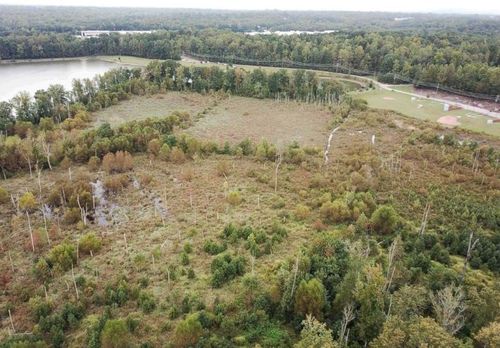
356;88;499;136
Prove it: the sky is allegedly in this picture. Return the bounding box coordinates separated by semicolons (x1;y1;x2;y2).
0;0;499;14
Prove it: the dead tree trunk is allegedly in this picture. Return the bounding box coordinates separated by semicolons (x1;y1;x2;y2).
461;230;479;283
418;202;431;237
274;152;283;193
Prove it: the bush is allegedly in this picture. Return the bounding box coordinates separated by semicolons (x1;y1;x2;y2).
79;233;102;255
0;186;9;204
211;254;246;288
147;139;161;157
138;292;156;313
294;204;311;220
180;252;190;265
320;199;351;223
294;278;326;319
102;151;133;174
203;240;227;255
63;207;81;225
370;205;399;234
158;143;171;161
101;319;130;348
216;161;231;177
19;191;37;211
47;243;76;271
173;313;203;348
169;146;186;163
88;156;100;171
104;174;129;193
183;242;193;254
227;191;242;206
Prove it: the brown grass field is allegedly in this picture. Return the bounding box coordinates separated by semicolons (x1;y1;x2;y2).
93;92;333;147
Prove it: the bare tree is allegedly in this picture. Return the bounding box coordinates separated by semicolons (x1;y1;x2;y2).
461;230;479;283
430;285;466;334
339;303;355;346
384;237;401;292
274;151;283;193
39;133;53;170
418;201;431;237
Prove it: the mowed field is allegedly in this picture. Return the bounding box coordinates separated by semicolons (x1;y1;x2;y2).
357;88;499;136
92;92;333;146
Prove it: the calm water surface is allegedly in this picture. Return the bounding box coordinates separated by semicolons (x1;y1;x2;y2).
0;58;121;101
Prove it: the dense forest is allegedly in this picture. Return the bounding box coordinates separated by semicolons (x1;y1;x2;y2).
1;29;499;96
1;6;499;34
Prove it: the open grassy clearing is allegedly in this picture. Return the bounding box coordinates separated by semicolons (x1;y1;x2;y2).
92;92;218;127
187;96;332;147
356;88;499;136
92;92;333;147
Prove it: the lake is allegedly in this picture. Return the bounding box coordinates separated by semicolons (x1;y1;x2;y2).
0;58;122;102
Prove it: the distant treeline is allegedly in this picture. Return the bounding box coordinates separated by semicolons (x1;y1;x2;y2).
1;6;499;34
1;30;499;95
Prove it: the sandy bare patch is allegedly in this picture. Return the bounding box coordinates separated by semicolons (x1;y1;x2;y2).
437;116;460;126
383;97;395;100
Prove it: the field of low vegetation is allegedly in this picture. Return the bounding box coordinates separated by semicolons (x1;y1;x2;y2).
0;59;499;348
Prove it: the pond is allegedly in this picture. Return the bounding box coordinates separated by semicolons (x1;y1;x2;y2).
0;58;123;102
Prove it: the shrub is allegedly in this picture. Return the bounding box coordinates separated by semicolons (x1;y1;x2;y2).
102;151;133;174
169;146;186;163
158;143;171;161
183;242;193;254
370;205;399;234
294;278;326;319
203;240;227;255
19;191;37;211
216;161;231;177
0;186;8;204
88;156;100;171
211;254;246;288
294;204;311;220
180;252;190;266
101;319;130;348
79;233;102;255
227;191;242;206
320;199;351;223
138;292;156;313
104;174;129;193
47;243;76;271
147;139;161;157
63;207;81;225
173;313;203;348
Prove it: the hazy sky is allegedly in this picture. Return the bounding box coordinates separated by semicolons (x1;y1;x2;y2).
0;0;499;14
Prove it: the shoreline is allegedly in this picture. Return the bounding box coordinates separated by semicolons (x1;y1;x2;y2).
0;55;152;67
0;56;97;65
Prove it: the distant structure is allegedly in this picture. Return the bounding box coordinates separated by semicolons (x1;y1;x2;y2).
80;30;153;38
394;17;413;21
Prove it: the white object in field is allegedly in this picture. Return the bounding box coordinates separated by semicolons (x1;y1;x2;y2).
411;97;416;101
443;103;450;111
417;104;423;109
371;134;376;145
487;119;493;124
188;78;193;84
